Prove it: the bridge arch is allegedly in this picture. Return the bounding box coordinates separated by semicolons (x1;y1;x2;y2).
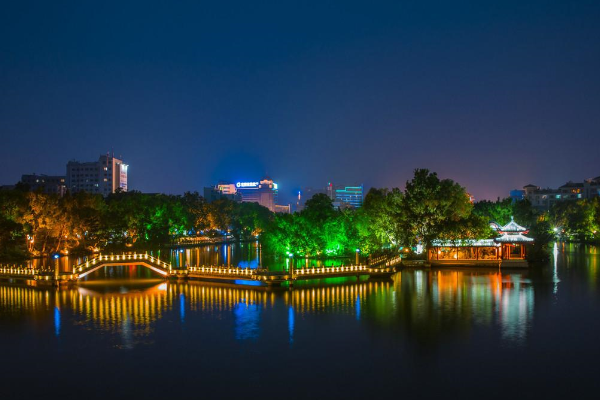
74;254;173;279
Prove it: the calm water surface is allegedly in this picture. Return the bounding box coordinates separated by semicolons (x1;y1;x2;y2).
1;243;599;399
24;241;355;273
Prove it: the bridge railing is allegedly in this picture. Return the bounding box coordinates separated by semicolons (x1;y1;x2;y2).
0;265;38;276
293;265;369;275
73;253;173;274
188;266;257;277
369;254;402;268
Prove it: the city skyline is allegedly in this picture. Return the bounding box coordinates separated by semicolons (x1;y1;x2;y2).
3;149;600;204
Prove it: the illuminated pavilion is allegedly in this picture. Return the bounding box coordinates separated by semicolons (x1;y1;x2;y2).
427;217;534;267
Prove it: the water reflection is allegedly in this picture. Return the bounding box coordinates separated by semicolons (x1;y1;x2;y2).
389;270;534;345
288;306;295;344
54;306;60;336
233;302;261;340
20;242;356;273
4;244;600;399
0;268;537;348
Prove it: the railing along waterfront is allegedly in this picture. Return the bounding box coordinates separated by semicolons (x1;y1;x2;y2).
294;265;368;275
1;252;400;287
369;254;402;267
188;265;258;276
0;266;38;276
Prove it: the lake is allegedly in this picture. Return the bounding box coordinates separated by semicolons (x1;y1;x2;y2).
23;241;356;274
0;242;599;399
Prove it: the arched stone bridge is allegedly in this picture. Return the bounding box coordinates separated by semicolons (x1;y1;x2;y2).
73;253;173;278
0;253;400;287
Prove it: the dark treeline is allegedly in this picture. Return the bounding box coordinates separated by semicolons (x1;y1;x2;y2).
2;169;596;262
474;196;600;243
0;189;271;260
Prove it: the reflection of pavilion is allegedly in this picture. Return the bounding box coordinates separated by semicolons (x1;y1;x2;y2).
392;270;534;344
428;217;534;268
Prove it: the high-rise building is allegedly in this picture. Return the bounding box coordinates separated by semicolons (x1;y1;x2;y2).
66;154;128;196
20;174;66;196
328;183;364;209
235;178;279;212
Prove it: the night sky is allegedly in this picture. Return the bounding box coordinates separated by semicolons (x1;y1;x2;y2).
1;0;599;202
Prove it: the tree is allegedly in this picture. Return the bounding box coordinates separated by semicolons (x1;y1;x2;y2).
302;193;336;225
400;169;473;247
182;191;210;232
550;199;597;241
359;188;403;250
473;198;513;225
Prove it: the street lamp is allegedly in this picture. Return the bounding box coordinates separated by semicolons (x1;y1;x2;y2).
355;249;360;265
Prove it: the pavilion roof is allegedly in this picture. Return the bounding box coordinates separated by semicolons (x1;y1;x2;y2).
497;217;529;233
494;233;534;243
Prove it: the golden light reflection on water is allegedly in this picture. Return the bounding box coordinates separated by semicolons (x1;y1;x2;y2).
286;281;391;315
0;269;535;346
401;270;534;343
0;285;47;314
172;283;274;313
68;286;173;335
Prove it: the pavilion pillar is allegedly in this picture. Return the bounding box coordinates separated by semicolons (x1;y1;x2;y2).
521;245;524;259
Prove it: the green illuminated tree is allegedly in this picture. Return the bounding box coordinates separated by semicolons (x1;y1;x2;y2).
473;198;513;225
399;169;473;247
360;187;404;248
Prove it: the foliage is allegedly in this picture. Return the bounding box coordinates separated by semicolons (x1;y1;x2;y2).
358;188;404;249
0;189;272;258
263;194;360;257
473;198;513;225
264;169;494;258
4;169;596;262
550;198;600;242
399;169;477;247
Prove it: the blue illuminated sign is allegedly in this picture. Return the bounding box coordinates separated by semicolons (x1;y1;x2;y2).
236;182;259;188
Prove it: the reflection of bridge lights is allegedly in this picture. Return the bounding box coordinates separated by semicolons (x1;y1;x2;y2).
158;283;167;291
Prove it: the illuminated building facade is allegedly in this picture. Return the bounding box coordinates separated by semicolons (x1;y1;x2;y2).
329;183;364;209
523;176;600;210
66;154;128;196
510;189;525;202
216;182;237;195
235;178;278;212
203;182;242;203
20;174;66;196
274;204;291;214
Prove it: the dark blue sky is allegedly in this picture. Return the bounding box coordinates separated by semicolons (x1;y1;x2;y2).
1;0;599;202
